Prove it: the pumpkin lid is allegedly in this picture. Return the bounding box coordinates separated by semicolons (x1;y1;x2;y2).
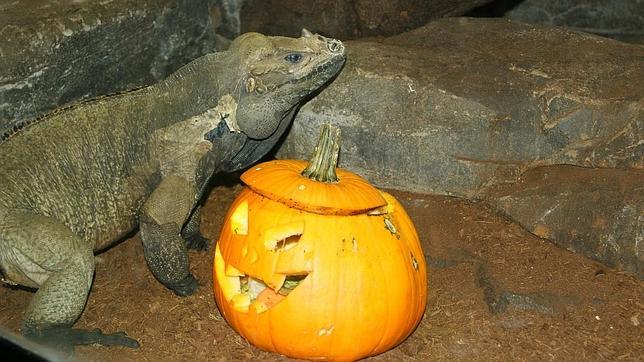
241;159;387;215
242;124;387;215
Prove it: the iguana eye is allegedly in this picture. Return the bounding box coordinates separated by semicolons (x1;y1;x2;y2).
284;53;303;64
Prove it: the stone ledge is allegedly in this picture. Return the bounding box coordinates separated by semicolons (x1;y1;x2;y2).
486;165;643;279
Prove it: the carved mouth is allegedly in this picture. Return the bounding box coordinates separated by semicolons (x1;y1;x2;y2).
215;244;310;314
215;200;311;313
236;273;308;313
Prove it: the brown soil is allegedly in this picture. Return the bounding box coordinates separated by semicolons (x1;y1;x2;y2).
1;182;642;361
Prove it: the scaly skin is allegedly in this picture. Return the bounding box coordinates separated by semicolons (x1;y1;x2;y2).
0;29;345;351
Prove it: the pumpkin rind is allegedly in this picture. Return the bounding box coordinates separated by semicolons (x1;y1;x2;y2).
241;160;387;215
214;186;427;361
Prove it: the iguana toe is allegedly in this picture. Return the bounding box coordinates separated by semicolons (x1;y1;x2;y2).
184;233;210;251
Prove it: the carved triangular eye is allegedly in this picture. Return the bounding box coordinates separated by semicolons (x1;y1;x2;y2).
301;28;313;38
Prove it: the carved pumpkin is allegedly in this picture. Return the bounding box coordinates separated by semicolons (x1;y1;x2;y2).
213;125;427;361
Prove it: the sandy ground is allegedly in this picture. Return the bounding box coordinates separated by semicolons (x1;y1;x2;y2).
1;181;642;361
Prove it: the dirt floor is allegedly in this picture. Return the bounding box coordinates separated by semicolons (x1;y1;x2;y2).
1;181;642;361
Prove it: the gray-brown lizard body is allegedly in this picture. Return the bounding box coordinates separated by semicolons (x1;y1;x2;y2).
0;30;345;350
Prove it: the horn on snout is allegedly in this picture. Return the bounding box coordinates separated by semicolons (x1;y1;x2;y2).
301;28;314;38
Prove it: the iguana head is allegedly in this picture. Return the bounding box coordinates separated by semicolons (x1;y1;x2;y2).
233;29;346;139
215;29;346;172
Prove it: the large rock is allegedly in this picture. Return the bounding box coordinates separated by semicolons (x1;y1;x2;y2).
278;17;643;197
485;165;644;279
277;17;643;277
507;0;644;44
239;0;494;39
0;0;220;132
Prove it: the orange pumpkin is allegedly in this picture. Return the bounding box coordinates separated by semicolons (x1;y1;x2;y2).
213;125;427;361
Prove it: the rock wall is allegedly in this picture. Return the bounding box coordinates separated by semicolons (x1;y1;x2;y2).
239;0;495;39
507;0;644;44
0;0;221;133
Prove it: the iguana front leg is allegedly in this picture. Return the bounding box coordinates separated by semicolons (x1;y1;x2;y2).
0;212;138;351
140;175;199;296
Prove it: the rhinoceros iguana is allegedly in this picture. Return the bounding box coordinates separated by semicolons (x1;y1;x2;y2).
0;29;345;350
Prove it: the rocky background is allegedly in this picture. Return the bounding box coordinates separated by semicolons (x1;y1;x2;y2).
0;0;224;132
278;17;643;278
0;0;642;279
506;0;644;44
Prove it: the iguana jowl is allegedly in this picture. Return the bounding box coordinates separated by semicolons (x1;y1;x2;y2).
0;29;345;349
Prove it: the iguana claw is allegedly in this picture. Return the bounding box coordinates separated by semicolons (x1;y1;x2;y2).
185;233;210;251
167;274;198;296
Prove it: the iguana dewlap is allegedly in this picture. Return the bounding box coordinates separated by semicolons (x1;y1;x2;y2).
0;29;345;351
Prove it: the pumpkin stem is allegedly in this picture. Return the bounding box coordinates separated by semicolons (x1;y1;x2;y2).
301;124;340;182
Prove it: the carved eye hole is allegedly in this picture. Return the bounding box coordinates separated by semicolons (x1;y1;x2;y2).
230;200;248;235
284;53;303;64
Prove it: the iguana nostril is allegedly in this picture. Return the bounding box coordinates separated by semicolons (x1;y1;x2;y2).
327;40;343;53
